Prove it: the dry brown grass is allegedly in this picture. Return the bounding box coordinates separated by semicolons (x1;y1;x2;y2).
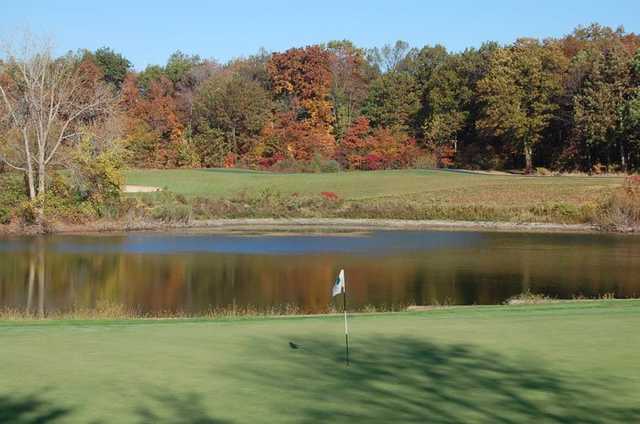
595;177;640;231
0;302;411;321
505;292;556;305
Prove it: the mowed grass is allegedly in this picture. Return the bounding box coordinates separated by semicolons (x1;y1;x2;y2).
124;169;624;224
124;168;621;202
1;301;639;423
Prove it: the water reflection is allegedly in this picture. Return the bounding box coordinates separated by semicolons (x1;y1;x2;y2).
0;231;639;315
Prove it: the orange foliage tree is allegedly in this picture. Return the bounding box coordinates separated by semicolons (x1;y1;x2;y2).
251;112;336;168
267;46;334;130
337;117;418;170
120;74;195;167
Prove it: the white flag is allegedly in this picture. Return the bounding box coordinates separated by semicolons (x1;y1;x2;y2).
332;269;345;297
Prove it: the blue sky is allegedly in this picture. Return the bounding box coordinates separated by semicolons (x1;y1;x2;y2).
2;0;639;69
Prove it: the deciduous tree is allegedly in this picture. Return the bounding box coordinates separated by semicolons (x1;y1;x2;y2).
477;39;565;172
93;47;131;88
267;46;334;129
0;36;115;221
193;73;272;160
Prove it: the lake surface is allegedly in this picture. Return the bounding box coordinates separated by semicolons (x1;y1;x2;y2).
1;230;639;315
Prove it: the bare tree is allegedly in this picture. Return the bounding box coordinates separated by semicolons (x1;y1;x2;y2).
0;34;115;221
366;40;415;74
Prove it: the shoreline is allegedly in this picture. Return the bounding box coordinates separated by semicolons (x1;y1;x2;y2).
1;217;620;236
1;299;638;323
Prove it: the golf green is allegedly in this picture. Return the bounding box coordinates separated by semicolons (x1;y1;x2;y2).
1;301;639;423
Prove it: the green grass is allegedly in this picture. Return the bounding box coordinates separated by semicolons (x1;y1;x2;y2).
1;301;639;423
124;168;623;224
125;168;621;201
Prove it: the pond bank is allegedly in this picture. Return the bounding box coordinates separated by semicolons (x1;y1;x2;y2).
2;298;637;322
1;217;611;236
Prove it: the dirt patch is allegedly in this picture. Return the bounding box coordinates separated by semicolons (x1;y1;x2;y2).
38;217;600;236
123;185;161;193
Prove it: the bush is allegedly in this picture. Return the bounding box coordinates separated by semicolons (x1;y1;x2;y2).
0;207;10;225
535;167;553;176
269;155;341;173
149;191;193;223
595;176;640;230
319;159;340;173
152;203;192;223
69;139;123;206
412;154;438;170
0;174;27;224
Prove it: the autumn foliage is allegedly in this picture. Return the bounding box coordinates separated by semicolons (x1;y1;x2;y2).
267;46;334;129
120;74;194;167
338;117;418;170
251;112;336;167
42;23;640;174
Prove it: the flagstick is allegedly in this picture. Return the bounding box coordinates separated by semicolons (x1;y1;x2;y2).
343;285;350;366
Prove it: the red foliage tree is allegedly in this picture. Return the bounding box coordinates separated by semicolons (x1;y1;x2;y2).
338;117;418;170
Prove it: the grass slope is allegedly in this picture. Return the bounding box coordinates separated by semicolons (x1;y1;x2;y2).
1;301;639;423
124;169;623;224
125;168;620;201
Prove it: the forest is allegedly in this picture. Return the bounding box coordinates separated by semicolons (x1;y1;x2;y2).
106;24;640;173
1;23;640;177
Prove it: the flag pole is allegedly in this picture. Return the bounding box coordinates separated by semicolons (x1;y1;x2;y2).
343;279;350;366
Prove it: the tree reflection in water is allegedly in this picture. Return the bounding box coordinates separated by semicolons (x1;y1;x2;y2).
0;231;639;316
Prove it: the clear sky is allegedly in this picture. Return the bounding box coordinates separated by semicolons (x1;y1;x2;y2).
2;0;639;69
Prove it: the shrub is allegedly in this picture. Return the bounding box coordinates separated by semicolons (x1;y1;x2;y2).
320;192;339;202
149;190;193;223
535;167;553;176
70;140;123;201
595;176;640;230
319;159;340;173
270;158;308;173
268;156;341;173
0;207;10;225
152;203;192;223
0;174;27;224
412;154;438;170
309;154;341;173
505;291;554;305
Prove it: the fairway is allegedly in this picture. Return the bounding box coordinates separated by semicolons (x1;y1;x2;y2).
122;169;624;225
2;301;639;423
124;168;621;201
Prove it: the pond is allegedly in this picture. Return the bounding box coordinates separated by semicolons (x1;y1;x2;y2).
1;230;639;316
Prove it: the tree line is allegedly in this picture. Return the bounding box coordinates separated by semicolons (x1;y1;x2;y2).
2;23;640;184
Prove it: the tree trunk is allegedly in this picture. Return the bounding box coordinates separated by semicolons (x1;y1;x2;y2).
35;161;46;225
620;142;627;173
26;257;35;314
231;127;237;155
37;241;45;318
23;130;36;200
23;171;35;200
524;143;533;174
37;157;46;196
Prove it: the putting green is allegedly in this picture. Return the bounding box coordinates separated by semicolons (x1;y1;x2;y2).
1;301;639;423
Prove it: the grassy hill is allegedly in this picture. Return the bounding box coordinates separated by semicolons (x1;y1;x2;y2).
1;301;639;423
124;168;621;200
124;169;622;224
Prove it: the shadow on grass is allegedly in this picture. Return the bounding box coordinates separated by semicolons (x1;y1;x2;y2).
0;394;70;424
228;336;639;423
135;392;230;424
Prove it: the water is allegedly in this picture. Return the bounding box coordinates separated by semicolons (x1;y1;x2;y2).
1;230;639;315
